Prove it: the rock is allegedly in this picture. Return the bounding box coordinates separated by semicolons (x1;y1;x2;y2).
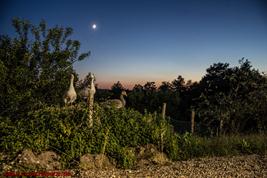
37;151;61;170
16;149;39;169
151;152;169;165
16;149;61;170
95;154;113;169
80;154;95;169
80;154;113;170
136;144;169;166
137;159;150;167
136;144;158;159
2;163;12;171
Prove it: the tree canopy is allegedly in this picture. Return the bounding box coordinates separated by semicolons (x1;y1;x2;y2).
0;18;90;118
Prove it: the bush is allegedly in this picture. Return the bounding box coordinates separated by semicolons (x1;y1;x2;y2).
95;105;179;168
1;103;96;167
1;103;266;169
0;103;178;168
176;133;267;160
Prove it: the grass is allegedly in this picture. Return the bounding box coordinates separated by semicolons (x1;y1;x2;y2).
177;133;267;160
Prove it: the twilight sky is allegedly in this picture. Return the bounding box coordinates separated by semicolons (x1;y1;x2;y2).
1;0;267;89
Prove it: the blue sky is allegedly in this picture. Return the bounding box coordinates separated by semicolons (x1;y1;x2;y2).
1;0;267;88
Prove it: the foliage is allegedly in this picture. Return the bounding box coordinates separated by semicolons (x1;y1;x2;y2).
1;103;266;169
127;79;188;119
0;18;90;118
196;59;267;135
94;89;114;102
111;81;125;97
104;58;267;160
95;105;179;167
176;133;266;160
122;59;267;135
0;104;178;168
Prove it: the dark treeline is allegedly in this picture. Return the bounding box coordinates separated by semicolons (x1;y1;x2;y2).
93;59;267;135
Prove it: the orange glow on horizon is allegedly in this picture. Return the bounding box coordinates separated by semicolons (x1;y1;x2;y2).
96;75;201;90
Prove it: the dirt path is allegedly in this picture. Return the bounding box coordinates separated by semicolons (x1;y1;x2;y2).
73;154;266;178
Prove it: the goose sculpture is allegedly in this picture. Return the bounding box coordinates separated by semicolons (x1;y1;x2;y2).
103;91;127;109
80;73;96;100
87;73;96;99
64;74;77;105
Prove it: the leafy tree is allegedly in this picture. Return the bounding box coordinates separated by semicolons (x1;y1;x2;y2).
76;72;95;90
158;81;172;93
111;81;124;96
143;82;158;112
128;82;158;113
128;84;145;111
196;59;267;135
0;18;90;118
172;75;186;92
143;82;157;93
132;84;143;92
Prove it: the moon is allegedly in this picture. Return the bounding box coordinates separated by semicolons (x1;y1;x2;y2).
92;24;97;30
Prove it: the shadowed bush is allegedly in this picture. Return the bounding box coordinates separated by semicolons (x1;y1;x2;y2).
177;133;267;160
1;104;266;169
0;103;178;168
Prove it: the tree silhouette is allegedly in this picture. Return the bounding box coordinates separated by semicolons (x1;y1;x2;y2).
0;18;90;118
196;59;267;134
111;81;124;97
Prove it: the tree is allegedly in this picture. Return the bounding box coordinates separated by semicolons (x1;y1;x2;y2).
132;84;143;92
76;72;96;91
196;59;267;135
158;81;172;93
143;82;157;93
172;75;185;92
128;84;145;111
0;18;90;118
111;81;124;96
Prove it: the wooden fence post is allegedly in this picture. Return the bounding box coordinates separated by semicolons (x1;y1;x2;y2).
219;119;223;136
191;109;195;134
162;102;166;119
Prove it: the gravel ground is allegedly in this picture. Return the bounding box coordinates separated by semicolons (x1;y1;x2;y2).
74;154;266;178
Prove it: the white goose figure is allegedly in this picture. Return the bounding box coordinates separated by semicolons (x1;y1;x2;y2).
103;91;127;109
88;73;96;98
64;74;77;104
80;73;96;100
87;73;96;127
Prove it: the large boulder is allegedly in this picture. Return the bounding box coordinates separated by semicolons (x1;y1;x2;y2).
136;144;170;167
136;144;158;159
16;149;39;169
16;149;61;170
37;151;61;170
79;154;113;170
150;152;169;165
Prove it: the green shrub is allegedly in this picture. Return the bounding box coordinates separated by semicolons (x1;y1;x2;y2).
95;105;179;167
0;103;178;168
1;103;266;169
117;147;136;169
164;127;180;160
176;133;267;160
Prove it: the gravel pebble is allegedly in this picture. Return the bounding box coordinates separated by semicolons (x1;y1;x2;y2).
74;154;266;178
